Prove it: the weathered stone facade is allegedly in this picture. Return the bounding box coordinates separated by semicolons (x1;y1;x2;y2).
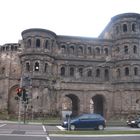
0;13;140;119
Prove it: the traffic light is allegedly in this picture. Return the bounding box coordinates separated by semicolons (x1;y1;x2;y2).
16;88;22;97
22;88;28;102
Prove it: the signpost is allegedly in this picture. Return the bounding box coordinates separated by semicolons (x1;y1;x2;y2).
62;110;72;131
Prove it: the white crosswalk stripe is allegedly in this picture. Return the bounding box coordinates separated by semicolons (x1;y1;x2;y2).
57;126;66;131
0;124;7;128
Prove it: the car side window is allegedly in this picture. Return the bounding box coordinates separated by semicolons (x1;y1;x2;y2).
80;118;88;120
79;115;89;120
89;115;100;120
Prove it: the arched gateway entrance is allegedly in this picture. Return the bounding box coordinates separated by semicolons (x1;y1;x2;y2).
8;86;19;115
91;95;105;117
62;94;79;116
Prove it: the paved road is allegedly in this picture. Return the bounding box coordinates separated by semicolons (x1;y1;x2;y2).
0;135;47;140
0;123;50;140
0;123;140;140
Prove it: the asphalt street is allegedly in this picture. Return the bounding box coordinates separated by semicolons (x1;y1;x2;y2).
0;123;140;140
0;123;50;140
0;135;47;140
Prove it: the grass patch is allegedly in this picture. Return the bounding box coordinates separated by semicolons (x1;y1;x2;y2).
49;130;140;135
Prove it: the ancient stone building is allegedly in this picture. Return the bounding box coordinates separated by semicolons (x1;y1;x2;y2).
0;13;140;120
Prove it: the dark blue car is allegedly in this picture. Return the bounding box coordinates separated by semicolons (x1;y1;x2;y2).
62;113;106;130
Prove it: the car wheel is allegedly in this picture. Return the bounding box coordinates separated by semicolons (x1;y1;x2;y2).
70;125;75;130
137;123;140;128
98;125;104;130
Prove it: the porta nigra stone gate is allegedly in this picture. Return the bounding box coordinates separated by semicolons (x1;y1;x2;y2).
0;13;140;120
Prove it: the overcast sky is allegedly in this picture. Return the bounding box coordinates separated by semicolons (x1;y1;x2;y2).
0;0;140;45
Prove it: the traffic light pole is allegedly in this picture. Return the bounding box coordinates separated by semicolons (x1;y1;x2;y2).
18;96;22;129
18;76;23;127
23;102;27;124
18;74;31;125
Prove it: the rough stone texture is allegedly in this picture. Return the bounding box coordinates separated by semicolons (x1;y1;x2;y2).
0;13;140;120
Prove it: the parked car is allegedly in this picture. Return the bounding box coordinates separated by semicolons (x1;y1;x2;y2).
62;113;106;130
126;116;140;128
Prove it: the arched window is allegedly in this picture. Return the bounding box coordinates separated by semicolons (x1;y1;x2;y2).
70;67;74;77
11;45;14;51
132;23;136;32
44;63;48;72
87;47;92;55
2;47;5;51
34;62;39;71
116;26;119;34
26;62;30;72
95;47;100;55
134;67;138;76
133;45;137;54
123;24;127;32
124;45;128;54
6;46;9;51
69;45;74;54
125;67;129;76
78;68;83;77
1;67;5;74
116;68;121;78
96;69;100;78
45;40;48;49
27;39;31;47
105;69;109;81
15;46;17;51
61;45;66;53
87;69;92;77
36;39;40;48
78;46;83;55
104;48;109;56
60;67;65;76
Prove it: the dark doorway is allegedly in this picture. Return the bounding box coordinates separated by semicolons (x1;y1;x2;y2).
62;94;79;117
8;86;19;115
92;95;105;116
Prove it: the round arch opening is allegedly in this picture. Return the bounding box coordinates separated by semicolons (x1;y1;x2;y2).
91;94;105;117
8;86;19;115
62;94;80;117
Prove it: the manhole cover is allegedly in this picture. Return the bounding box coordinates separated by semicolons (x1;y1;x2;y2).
12;130;25;134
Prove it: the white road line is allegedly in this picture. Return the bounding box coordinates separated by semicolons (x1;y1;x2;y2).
0;124;7;128
57;126;66;131
46;136;51;140
42;125;51;140
42;125;47;132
